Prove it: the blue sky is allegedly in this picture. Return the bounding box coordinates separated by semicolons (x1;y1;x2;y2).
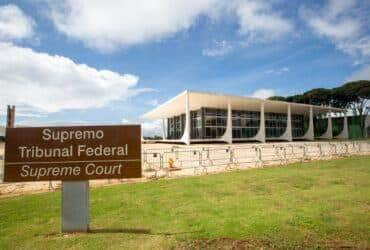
0;0;369;135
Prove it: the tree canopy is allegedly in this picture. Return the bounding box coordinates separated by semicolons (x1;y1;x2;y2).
268;80;370;109
268;80;370;136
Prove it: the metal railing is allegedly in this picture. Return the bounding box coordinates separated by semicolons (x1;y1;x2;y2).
142;141;370;178
0;140;369;196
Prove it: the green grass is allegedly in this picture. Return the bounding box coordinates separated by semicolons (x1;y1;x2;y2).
1;156;370;249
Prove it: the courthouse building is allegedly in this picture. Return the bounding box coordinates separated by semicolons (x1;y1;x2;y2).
141;90;348;144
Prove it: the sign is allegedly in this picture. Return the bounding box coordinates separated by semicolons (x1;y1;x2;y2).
4;125;141;182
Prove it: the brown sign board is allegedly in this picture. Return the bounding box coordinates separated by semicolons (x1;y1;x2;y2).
4;125;141;182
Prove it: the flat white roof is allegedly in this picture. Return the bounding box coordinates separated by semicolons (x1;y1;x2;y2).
142;90;344;119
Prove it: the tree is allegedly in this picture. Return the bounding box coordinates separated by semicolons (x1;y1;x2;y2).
267;80;369;137
331;86;348;109
285;94;307;104
268;96;286;101
335;81;370;136
303;88;332;106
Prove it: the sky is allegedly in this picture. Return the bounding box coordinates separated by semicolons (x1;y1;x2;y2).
0;0;369;136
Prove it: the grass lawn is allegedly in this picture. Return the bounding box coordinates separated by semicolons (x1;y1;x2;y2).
0;156;370;249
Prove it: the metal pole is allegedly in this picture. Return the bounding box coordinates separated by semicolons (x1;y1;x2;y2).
6;105;15;128
61;181;89;233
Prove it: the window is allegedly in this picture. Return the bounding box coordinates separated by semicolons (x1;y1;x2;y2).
265;112;287;138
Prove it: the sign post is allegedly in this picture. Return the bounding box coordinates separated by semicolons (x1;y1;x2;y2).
6;105;15;128
62;181;89;232
3;125;141;233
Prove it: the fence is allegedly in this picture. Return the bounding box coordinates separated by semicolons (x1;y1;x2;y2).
142;141;370;178
0;141;369;196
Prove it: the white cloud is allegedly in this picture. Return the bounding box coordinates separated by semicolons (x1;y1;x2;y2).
306;16;359;41
202;40;233;57
46;0;219;52
44;0;293;52
0;111;46;118
0;106;47;118
16;119;89;127
300;0;370;61
12;113;46;118
141;120;162;137
121;118;130;124
249;88;276;99
0;4;35;42
265;66;290;75
234;0;293;42
121;118;162;137
347;65;370;81
337;37;370;59
146;99;160;107
0;42;143;113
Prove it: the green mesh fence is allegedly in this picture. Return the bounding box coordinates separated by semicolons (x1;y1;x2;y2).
348;116;365;139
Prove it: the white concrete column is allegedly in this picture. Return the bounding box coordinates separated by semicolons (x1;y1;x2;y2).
180;91;191;145
303;106;314;140
162;118;166;140
253;102;265;143
318;109;333;139
335;113;349;139
221;100;232;144
280;104;292;141
328;111;333;139
365;115;369;138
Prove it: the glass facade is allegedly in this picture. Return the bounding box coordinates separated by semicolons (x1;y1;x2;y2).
292;114;308;138
203;108;227;139
265;112;287;138
191;110;202;139
332;117;344;137
232;110;260;139
167;114;185;139
167;107;306;140
314;117;328;137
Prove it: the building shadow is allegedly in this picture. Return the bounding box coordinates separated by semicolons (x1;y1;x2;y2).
88;228;202;236
88;228;151;234
39;228;202;236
